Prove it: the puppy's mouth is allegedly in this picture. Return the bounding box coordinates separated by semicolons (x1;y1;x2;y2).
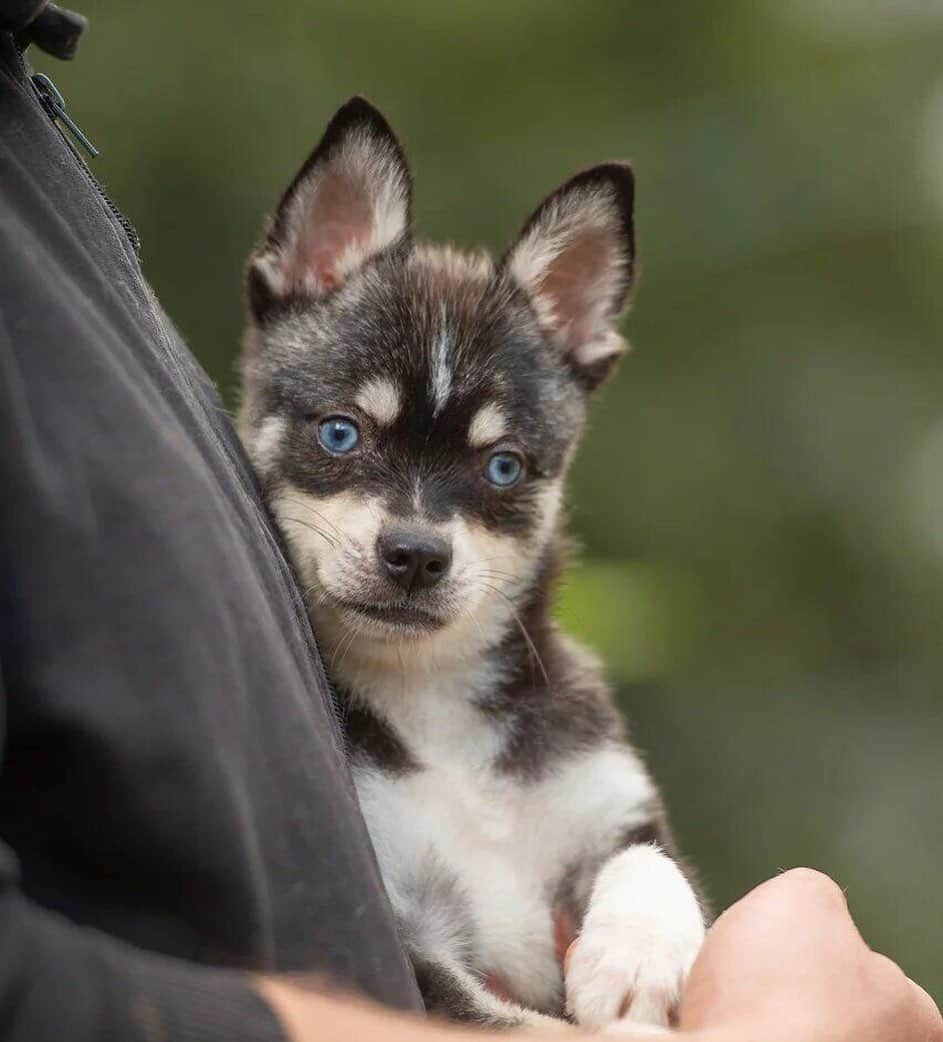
338;599;446;632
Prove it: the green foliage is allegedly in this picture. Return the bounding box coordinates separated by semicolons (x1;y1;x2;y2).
35;0;943;997
559;560;708;680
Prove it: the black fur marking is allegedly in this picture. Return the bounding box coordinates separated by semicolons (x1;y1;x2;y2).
412;959;524;1028
571;352;622;394
553;799;690;931
618;819;664;850
245;257;281;326
339;695;418;774
395;857;514;1024
490;671;621;781
485;552;623;780
397;854;479;956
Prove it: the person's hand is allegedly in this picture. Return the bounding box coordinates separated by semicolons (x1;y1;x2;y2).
679;867;942;1042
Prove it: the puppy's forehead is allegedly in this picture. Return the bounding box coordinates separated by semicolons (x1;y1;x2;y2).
273;244;581;445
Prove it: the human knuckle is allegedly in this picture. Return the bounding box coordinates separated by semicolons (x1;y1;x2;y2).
865;955;904;998
777;867;846;905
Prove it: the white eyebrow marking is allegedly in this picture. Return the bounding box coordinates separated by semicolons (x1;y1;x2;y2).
355;377;402;426
249;415;288;475
430;312;452;415
468;402;508;448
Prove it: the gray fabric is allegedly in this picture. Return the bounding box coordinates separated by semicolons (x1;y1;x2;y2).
0;26;420;1042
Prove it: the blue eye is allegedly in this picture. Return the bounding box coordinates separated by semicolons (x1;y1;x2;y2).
317;417;360;455
485;451;523;488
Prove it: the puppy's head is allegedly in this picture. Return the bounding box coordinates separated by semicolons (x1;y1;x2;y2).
240;98;635;658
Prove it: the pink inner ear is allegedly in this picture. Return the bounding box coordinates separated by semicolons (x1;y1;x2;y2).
285;168;373;294
535;226;617;348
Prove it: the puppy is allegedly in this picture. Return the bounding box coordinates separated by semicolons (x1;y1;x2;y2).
239;97;705;1032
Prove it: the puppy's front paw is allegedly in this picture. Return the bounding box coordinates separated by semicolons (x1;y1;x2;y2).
564;846;704;1032
564;922;694;1030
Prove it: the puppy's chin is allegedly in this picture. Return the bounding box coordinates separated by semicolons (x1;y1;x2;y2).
311;586;455;646
337;599;449;640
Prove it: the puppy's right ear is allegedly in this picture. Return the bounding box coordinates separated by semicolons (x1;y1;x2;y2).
247;97;412;322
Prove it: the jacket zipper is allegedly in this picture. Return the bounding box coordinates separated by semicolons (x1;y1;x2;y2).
29;71;141;255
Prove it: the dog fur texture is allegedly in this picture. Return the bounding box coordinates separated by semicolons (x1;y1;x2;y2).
239;97;705;1033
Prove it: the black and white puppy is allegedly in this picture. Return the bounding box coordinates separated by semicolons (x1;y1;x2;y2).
239;97;705;1033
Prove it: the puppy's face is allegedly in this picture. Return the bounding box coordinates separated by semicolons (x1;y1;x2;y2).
240;98;635;655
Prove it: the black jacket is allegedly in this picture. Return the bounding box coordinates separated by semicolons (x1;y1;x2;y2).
0;13;420;1041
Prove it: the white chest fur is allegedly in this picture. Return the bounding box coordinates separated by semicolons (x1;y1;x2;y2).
354;757;561;1008
351;679;657;1012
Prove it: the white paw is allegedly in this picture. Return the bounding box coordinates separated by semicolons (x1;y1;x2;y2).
564;846;704;1032
564;921;695;1030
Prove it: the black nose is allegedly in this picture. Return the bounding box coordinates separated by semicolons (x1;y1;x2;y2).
377;530;453;592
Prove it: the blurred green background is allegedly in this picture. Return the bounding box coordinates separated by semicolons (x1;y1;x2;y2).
36;0;942;999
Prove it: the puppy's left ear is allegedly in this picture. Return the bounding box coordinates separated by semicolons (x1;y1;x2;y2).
502;163;635;391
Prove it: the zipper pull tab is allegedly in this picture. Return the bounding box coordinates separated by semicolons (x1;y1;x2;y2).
31;73;100;159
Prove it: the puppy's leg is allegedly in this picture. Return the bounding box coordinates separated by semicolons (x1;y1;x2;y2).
565;844;704;1032
414;956;571;1033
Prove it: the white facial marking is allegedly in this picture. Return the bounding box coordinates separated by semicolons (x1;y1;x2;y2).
270;485;385;598
248;415;288;476
468;402;508;448
355;376;402;426
430;316;453;415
